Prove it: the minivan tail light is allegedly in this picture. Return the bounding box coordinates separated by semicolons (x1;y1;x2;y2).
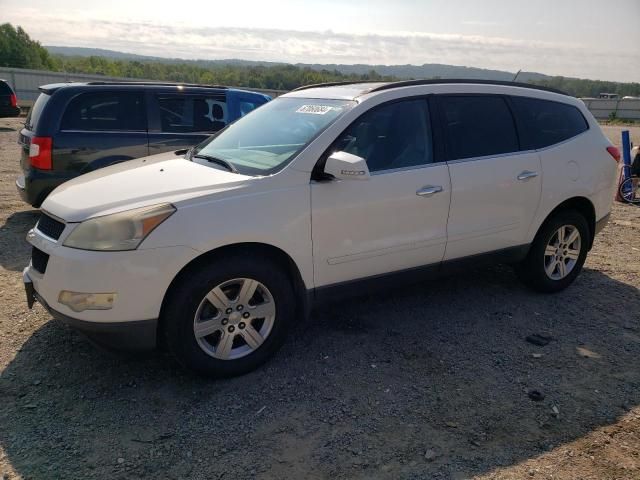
29;137;53;170
9;93;17;108
606;146;620;163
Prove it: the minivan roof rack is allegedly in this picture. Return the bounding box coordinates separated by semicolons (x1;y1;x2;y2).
367;79;569;96
84;81;230;89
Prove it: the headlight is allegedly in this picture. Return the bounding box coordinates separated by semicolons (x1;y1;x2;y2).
63;204;176;251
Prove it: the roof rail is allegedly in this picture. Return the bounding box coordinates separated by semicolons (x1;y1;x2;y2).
291;80;385;92
84;81;229;89
366;79;569;96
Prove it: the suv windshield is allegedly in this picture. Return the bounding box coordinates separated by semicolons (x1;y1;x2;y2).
192;97;355;175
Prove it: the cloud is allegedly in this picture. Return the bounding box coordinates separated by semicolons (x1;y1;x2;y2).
5;9;640;82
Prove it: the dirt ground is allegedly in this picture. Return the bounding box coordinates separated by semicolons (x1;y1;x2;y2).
0;116;639;480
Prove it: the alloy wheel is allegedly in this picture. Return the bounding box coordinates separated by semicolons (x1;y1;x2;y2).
193;278;276;360
543;225;581;280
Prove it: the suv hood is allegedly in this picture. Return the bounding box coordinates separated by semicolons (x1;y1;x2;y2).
42;151;251;222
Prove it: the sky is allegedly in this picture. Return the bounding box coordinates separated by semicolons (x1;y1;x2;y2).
3;0;640;82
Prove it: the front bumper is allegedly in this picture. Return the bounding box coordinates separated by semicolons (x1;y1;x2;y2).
24;224;200;350
25;270;157;350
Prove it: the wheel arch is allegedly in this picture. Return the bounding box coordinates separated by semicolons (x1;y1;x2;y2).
540;196;596;249
158;242;310;345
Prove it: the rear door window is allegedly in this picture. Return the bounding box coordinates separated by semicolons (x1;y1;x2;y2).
157;96;227;133
61;92;146;131
510;97;589;149
439;95;519;161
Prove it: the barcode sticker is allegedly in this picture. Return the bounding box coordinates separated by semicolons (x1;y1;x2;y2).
296;105;334;115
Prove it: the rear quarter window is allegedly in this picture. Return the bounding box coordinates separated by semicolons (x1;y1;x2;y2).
61;92;146;131
439;95;519;161
510;97;589;150
25;93;50;131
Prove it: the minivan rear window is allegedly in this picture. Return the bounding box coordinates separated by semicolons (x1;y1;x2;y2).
25;93;50;131
157;95;227;133
510;97;589;150
61;92;146;131
0;81;13;94
439;95;519;161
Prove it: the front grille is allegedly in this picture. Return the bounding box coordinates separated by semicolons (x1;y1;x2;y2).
31;247;49;274
36;213;65;240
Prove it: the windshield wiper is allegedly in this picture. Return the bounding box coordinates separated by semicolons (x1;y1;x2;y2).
193;154;238;173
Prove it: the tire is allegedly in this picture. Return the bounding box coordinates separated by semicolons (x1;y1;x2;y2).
515;210;590;293
162;255;295;377
619;177;640;204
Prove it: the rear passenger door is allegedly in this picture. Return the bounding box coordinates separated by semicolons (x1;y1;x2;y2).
147;92;228;154
436;95;542;260
56;91;148;173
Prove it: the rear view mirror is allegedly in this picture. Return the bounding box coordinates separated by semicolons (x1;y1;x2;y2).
324;151;370;181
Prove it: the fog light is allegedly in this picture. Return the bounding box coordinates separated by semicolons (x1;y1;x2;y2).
58;291;116;312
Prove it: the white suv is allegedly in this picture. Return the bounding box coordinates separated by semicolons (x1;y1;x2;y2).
23;80;620;377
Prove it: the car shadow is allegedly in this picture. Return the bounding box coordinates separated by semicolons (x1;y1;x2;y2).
0;266;638;479
0;210;39;272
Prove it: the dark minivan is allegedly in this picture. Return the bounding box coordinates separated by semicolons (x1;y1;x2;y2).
0;79;21;117
16;81;271;206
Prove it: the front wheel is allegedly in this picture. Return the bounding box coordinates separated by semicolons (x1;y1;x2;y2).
162;255;295;377
516;210;590;293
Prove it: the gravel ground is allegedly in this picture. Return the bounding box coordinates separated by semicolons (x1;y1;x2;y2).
0;116;639;479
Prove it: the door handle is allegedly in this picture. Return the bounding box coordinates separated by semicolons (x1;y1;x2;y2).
416;185;443;197
517;171;539;181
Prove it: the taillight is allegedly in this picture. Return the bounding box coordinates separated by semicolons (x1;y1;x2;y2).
29;137;52;170
9;93;17;108
606;146;621;163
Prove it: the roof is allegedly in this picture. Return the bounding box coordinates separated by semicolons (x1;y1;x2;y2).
285;82;388;100
285;79;570;100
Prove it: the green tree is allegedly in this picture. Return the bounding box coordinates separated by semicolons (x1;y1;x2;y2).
0;23;56;69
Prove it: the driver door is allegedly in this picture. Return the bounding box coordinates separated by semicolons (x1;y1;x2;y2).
311;98;451;288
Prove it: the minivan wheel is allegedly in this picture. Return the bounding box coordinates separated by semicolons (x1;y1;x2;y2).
515;210;590;293
163;256;294;377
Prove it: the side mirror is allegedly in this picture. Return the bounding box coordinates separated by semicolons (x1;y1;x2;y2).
324;151;370;181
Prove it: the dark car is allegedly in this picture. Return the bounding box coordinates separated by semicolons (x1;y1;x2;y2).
0;79;21;117
16;81;271;207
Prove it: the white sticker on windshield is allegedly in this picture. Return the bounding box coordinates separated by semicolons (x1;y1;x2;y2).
296;105;335;115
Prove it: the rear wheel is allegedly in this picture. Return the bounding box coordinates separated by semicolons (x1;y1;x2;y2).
163;255;294;377
516;210;590;293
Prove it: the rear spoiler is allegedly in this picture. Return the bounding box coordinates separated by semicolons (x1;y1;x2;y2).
38;83;71;95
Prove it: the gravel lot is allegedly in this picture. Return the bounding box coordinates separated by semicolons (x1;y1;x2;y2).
0;116;639;479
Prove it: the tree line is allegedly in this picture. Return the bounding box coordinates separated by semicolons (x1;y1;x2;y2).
1;23;639;97
50;55;395;91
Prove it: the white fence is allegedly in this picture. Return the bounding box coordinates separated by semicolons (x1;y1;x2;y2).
0;67;286;106
2;66;639;120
